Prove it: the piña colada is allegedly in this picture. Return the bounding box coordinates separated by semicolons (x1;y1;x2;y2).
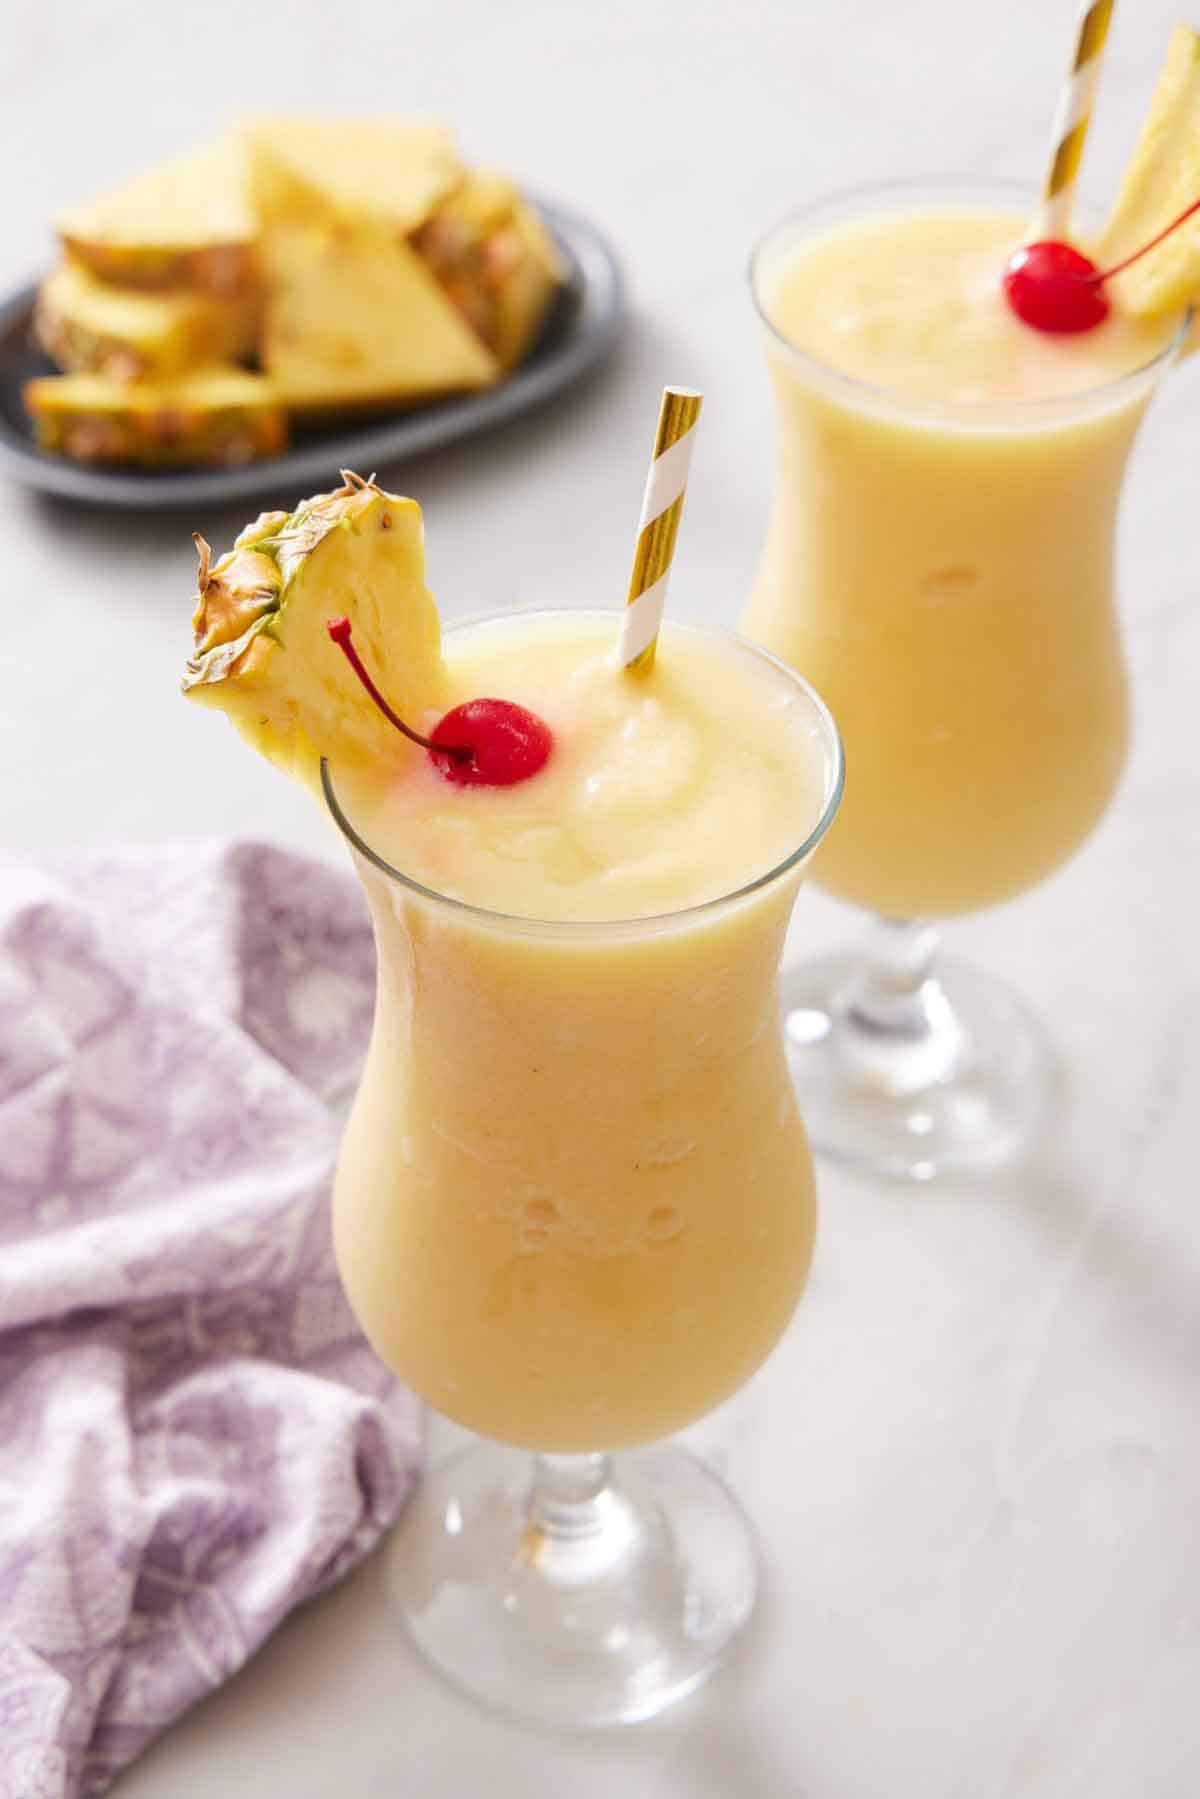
745;197;1179;920
182;473;841;1447
182;468;843;1726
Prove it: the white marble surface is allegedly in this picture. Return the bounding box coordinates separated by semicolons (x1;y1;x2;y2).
3;0;1199;1793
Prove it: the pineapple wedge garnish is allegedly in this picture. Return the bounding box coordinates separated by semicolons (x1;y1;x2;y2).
57;139;257;296
1098;24;1200;317
182;471;449;790
260;222;498;412
35;260;258;381
25;367;285;467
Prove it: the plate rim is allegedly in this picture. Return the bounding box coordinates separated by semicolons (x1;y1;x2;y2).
0;197;625;511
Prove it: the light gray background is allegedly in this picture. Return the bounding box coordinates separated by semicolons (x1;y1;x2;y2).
3;2;1198;1794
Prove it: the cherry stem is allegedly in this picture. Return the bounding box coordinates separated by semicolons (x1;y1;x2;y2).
1092;191;1200;284
326;617;471;762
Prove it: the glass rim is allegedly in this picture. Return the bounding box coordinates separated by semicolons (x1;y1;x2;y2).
320;606;845;939
748;174;1192;422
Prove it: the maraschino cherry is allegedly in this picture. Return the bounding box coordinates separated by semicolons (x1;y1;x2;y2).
327;617;552;787
1003;192;1200;335
427;697;554;786
1003;240;1110;334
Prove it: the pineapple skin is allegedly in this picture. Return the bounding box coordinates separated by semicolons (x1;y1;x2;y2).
182;473;449;790
59;239;258;298
413;176;563;370
486;193;564;369
25;370;287;468
35;261;259;381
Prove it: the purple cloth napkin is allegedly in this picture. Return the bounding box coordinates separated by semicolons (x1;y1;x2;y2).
0;839;422;1799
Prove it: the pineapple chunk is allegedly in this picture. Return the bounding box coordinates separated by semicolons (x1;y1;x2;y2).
414;173;563;369
182;472;449;789
244;118;561;371
242;117;463;234
25;367;285;467
57;139;257;295
260;222;498;413
1098;24;1200;316
35;259;258;381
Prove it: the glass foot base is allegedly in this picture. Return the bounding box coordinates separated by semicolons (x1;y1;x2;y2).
385;1441;757;1728
783;952;1057;1181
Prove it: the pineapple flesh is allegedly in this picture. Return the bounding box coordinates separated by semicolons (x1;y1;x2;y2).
182;472;449;790
57;138;257;295
25;368;286;467
260;222;498;412
35;259;258;381
1099;24;1200;318
242;117;463;235
245;119;562;372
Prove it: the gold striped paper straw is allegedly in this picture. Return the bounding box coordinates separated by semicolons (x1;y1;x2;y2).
1037;0;1116;239
617;386;703;674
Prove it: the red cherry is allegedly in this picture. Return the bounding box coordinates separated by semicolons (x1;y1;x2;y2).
326;616;553;787
1003;241;1109;334
1002;188;1200;337
429;697;553;787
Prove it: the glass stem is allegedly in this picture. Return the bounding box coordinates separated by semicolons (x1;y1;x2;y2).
530;1453;612;1526
834;917;963;1090
523;1454;635;1580
527;1452;615;1538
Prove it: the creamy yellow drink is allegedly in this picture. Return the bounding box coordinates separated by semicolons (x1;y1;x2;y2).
327;611;837;1451
745;199;1182;919
183;477;844;1716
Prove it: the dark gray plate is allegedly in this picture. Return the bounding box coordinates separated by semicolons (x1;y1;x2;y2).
0;200;623;511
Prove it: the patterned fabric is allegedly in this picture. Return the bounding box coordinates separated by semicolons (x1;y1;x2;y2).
0;840;422;1798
